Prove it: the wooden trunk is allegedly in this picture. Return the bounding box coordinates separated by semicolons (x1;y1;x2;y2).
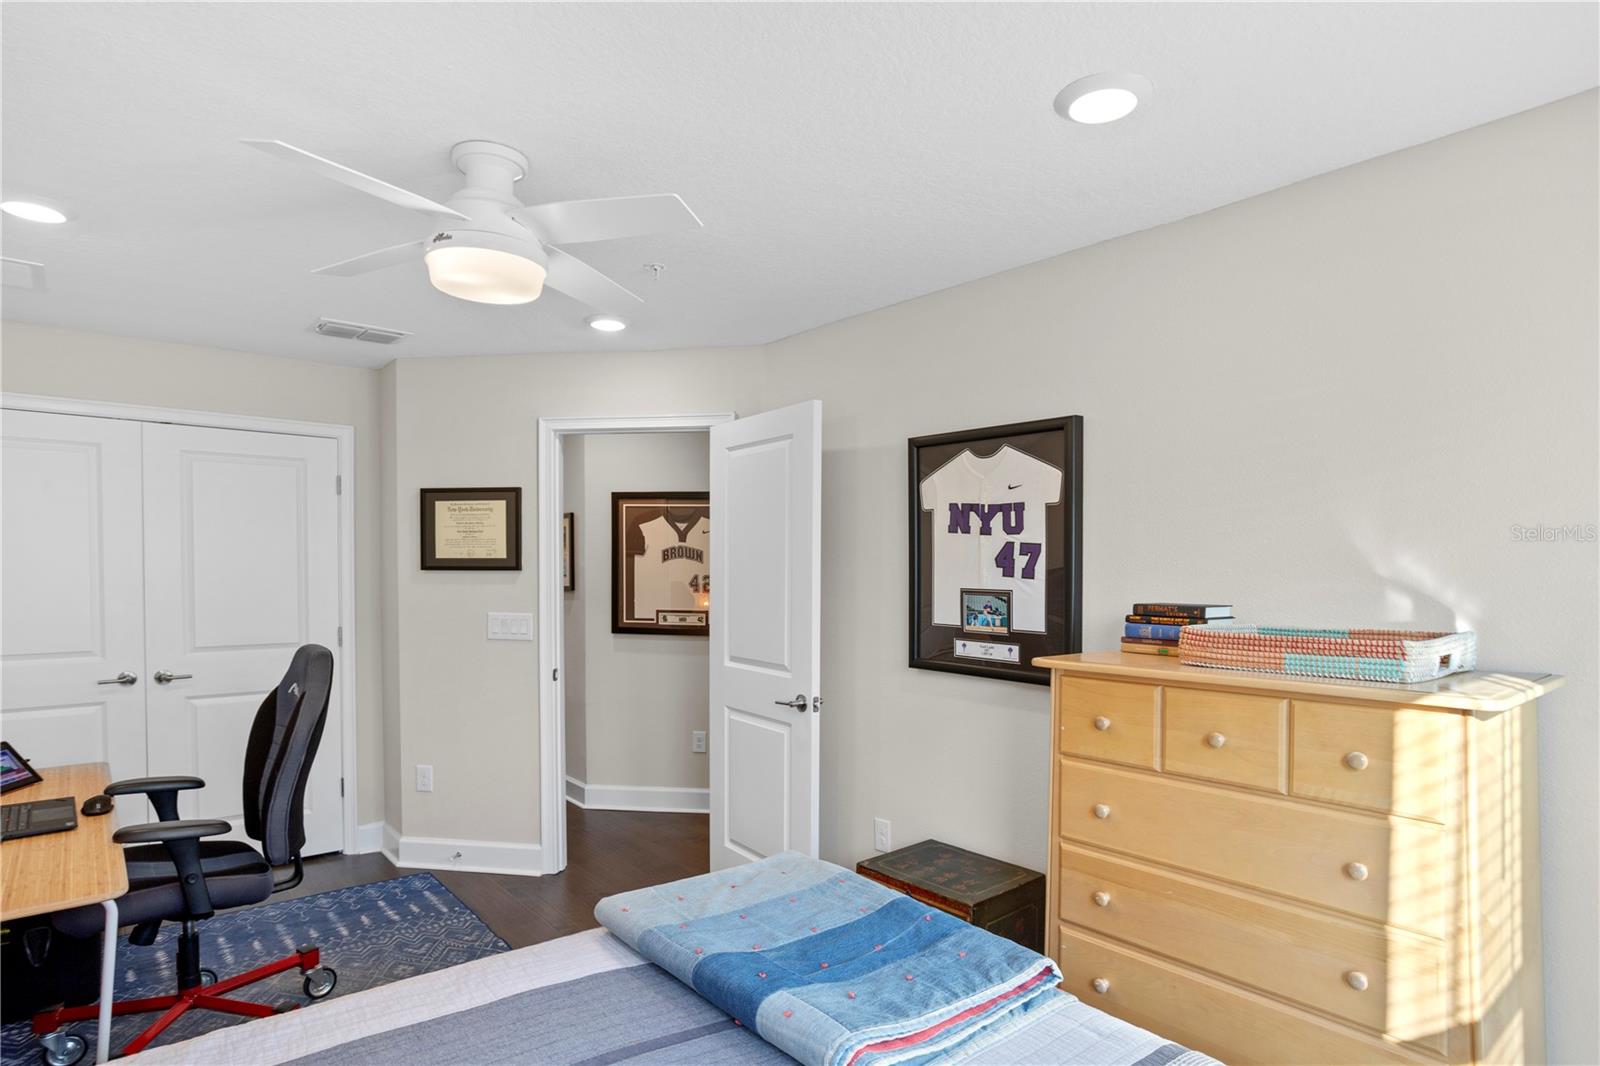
856;839;1045;953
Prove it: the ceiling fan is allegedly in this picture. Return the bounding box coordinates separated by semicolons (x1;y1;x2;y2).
244;139;701;316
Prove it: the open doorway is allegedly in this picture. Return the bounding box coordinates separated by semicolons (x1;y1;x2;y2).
536;414;734;877
561;431;710;883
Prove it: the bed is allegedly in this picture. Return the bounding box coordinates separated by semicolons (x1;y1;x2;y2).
126;856;1217;1066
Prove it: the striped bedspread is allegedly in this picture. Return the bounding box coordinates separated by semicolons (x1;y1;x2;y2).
594;853;1065;1066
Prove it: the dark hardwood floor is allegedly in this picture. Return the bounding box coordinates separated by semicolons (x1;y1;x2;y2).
286;805;708;948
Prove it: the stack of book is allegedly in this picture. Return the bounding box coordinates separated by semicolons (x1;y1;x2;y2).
1122;602;1234;656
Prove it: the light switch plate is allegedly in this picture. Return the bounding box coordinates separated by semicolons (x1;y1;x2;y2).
692;730;707;753
487;612;534;641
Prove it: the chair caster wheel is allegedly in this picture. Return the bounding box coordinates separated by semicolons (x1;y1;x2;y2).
199;968;218;986
39;1031;87;1066
303;966;337;1000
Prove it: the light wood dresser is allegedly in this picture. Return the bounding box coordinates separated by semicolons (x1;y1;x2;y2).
1034;651;1562;1066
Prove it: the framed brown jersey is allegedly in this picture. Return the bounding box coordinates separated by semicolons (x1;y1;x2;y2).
611;492;711;635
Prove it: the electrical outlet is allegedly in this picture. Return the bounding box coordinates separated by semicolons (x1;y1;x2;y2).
873;817;891;853
692;730;707;753
416;764;434;792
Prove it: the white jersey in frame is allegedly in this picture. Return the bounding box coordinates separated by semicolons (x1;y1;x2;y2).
918;445;1062;633
631;512;711;622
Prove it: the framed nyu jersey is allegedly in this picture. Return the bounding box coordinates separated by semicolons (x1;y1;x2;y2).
611;492;711;635
909;417;1082;684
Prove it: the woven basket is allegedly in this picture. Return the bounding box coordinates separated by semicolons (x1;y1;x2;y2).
1177;623;1477;683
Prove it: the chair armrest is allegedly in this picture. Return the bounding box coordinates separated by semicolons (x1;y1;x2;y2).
112;819;232;845
112;819;232;920
105;776;205;795
105;776;205;822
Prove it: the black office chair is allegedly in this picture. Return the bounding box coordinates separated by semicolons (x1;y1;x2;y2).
33;645;339;1064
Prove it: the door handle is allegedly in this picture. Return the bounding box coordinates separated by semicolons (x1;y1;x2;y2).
97;672;138;686
774;694;808;711
153;671;193;684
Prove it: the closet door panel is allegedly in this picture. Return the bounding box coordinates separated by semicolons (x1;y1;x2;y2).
0;410;149;811
141;423;344;855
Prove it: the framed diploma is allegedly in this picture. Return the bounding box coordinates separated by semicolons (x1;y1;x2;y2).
908;416;1082;684
420;487;522;570
611;491;710;635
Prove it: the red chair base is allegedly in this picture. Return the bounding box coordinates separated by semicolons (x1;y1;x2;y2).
33;945;323;1058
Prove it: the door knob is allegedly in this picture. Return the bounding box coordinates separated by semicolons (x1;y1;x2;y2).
154;671;194;684
97;672;138;686
774;694;808;711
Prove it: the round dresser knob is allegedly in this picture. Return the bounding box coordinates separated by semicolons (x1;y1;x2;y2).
1091;977;1111;995
1093;716;1112;732
1092;803;1112;820
1092;890;1111;908
1344;861;1369;882
1344;970;1370;992
1344;751;1370;771
1206;732;1227;749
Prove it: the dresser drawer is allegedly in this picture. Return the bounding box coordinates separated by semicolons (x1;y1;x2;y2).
1056;926;1434;1065
1291;701;1462;823
1058;761;1452;935
1057;844;1451;1051
1163;686;1286;792
1056;677;1159;770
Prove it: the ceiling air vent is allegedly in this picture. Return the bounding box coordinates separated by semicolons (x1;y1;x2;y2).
313;318;411;344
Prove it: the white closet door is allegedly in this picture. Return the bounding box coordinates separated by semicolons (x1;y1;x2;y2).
1;411;149;808
141;423;344;856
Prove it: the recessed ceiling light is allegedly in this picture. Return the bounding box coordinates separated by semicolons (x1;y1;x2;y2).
587;316;628;333
1;199;69;224
1053;73;1152;125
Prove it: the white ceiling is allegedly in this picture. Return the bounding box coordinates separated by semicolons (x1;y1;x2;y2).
2;3;1595;368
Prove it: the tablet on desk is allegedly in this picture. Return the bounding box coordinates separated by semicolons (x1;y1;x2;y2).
0;741;44;794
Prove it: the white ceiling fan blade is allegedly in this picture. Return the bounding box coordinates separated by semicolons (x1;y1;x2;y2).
243;139;468;221
515;194;701;245
312;239;426;276
543;247;645;313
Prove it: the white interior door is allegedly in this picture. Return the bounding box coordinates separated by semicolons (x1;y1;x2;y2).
141;423;344;856
708;400;822;870
1;411;149;818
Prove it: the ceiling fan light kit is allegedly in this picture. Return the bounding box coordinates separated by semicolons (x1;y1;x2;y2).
425;234;548;305
244;137;701;319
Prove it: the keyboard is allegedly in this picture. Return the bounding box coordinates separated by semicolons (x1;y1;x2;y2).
0;797;77;840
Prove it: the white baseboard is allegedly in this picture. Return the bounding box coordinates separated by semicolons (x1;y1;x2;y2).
354;820;385;855
565;775;709;814
379;822;543;877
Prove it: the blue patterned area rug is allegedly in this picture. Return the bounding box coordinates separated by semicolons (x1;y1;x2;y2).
3;872;509;1059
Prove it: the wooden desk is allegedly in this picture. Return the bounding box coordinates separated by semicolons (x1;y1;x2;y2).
2;762;126;1063
3;762;127;917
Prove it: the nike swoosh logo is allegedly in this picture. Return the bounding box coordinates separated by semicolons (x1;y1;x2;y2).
1007;483;1022;490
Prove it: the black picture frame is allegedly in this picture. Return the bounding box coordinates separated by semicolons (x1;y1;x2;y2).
420;487;522;570
611;491;711;636
908;416;1082;684
563;512;576;592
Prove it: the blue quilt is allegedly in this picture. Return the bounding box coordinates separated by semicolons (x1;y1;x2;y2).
595;853;1063;1066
